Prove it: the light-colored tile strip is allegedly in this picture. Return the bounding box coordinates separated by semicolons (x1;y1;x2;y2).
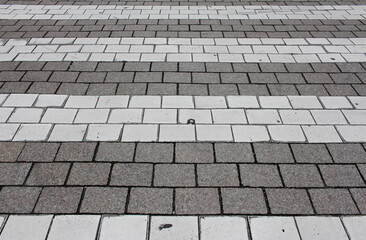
1;5;366;20
1;37;366;63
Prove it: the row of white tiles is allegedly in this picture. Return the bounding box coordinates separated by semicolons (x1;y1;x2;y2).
1;4;366;19
2;38;366;62
0;215;365;240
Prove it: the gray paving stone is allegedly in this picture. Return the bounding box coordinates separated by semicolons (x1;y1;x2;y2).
193;73;220;84
56;143;97;162
175;188;220;214
238;84;270;95
26;163;69;186
206;63;233;73
254;143;294;163
80;187;128;213
178;84;208;95
179;62;205;72
354;84;366;95
233;63;260;73
239;164;282;187
330;73;361;84
77;72;106;83
276;73;306;83
110;163;153;186
312;63;340;73
268;84;299;96
152;63;177;72
57;83;88;95
176;143;214;163
296;84;329;96
147;83;177;95
327;144;366;163
67;163;111;186
0;71;24;82
135;72;162;83
285;63;313;73
96;62;124;72
260;63;287;73
358;164;366;180
43;62;70;71
319;165;365;187
128;188;173;214
197;164;239;187
280;164;324;187
96;143;135;162
21;71;51;82
49;72;79;82
154;164;195;187
350;188;366;214
124;62;150;71
105;72;134;83
0;163;31;185
164;72;191;83
116;83;146;95
86;83;117;95
0;62;19;71
221;188;267;214
70;62;97;72
249;73;277;83
0;187;41;213
209;84;238;95
325;84;358;96
27;82;59;94
135;143;173;163
220;73;248;84
337;63;365;73
0;82;31;93
266;189;314;214
304;73;333;83
291;144;332;163
0;142;24;162
34;187;83;213
309;189;359;214
215;143;254;163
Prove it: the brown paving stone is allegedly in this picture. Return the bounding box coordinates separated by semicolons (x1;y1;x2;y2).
67;163;111;186
239;164;282;187
215;143;255;163
80;187;128;213
55;143;96;162
154;164;195;187
280;164;324;187
175;143;214;163
128;188;173;214
291;144;332;163
175;188;221;214
0;163;31;185
0;187;41;213
0;142;24;162
254;143;294;163
197;164;239;187
34;187;83;214
309;189;359;214
26;163;70;186
110;163;153;187
327;144;366;163
350;188;366;214
319;165;365;187
266;189;314;214
221;188;267;214
135;143;173;163
96;143;135;162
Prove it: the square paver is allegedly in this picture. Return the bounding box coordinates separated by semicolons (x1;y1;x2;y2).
254;143;294;163
26;163;70;186
110;163;153;187
128;188;173;214
67;163;111;186
280;164;324;187
197;164;239;187
221;188;267;214
18;142;59;162
215;143;255;162
55;143;97;162
96;143;135;162
266;189;314;214
0;187;41;213
175;188;221;214
80;187;128;213
239;164;282;187
175;143;214;163
135;143;173;163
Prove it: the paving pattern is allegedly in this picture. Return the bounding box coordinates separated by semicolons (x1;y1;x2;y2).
0;0;366;238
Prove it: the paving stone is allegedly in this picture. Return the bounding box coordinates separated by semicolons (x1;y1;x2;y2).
116;83;147;95
96;62;124;72
280;164;324;187
26;163;70;186
152;62;177;72
0;142;24;162
21;71;51;82
80;187;128;214
209;84;238;95
239;164;282;187
215;143;254;163
312;63;340;73
154;164;195;187
77;72;106;83
56;143;96;162
296;217;349;240
179;84;208;95
221;188;267;214
147;83;177;95
291;144;332;163
0;71;24;82
193;73;220;84
331;73;361;84
105;72;134;83
197;164;239;187
34;187;83;214
67;163;111;186
285;63;313;73
350;188;366;214
0;62;19;71
266;189;314;214
124;62;150;72
249;73;277;83
179;62;205;72
134;143;173;163
220;73;248;84
70;62;97;72
43;62;70;71
309;189;359;214
96;143;135;162
49;72;79;83
27;82;59;94
163;72;191;83
296;84;329;96
135;72;162;83
254;143;294;163
238;84;270;95
0;187;41;213
128;188;173;214
260;63;287;73
250;216;300;240
327;144;366;163
268;84;299;96
175;188;221;214
110;163;153;187
0;163;31;185
276;73;306;84
319;165;365;187
206;63;233;73
175;143;214;163
0;82;31;94
337;63;365;73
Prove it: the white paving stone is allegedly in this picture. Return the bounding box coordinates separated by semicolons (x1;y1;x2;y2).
0;123;19;140
13;124;52;141
0;215;53;240
162;96;194;108
129;96;161;108
143;109;177;123
65;96;98;108
48;124;87;141
108;109;143;123
8;108;43;123
302;126;342;143
2;94;38;107
0;94;8;105
226;96;259;108
41;109;77;123
288;96;323;109
122;124;158;141
195;96;227;108
342;216;366;240
35;94;67;107
0;108;13;122
337;126;366;142
179;109;212;124
99;215;148;240
47;215;100;240
96;95;129;108
348;96;366;109
268;125;306;142
279;110;315;124
86;124;122;141
250;217;301;240
159;125;195;141
212;109;247;124
296;217;348;240
311;110;348;124
342;110;366;124
74;109;109;123
200;216;249;240
247;110;281;124
150;216;199;240
232;125;270;142
259;96;292;109
196;125;233;141
319;96;353;109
